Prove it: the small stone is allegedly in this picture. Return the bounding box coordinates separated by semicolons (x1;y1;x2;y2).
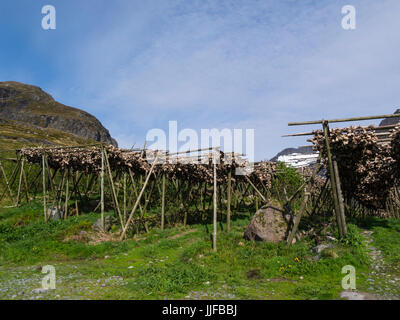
313;244;334;254
312;254;321;261
325;236;337;242
31;288;48;294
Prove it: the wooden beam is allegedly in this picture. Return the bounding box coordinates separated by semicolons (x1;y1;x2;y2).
288;113;400;126
42;153;47;222
161;173;166;230
333;158;347;236
100;146;105;230
213;155;217;252
226;169;232;233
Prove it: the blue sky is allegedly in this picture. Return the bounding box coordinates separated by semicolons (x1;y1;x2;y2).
1;0;400;160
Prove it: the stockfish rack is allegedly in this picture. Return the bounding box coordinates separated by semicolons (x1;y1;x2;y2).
285;112;400;240
0;143;276;251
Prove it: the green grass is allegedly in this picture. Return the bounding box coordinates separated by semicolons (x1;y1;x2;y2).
0;201;384;300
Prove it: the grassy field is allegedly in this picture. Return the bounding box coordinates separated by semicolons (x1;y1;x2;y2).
2;200;398;300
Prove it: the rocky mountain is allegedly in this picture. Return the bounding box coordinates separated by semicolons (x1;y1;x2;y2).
270;146;318;168
270;146;314;162
379;109;400;126
0;81;117;148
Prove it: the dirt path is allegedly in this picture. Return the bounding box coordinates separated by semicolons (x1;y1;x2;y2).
340;229;400;300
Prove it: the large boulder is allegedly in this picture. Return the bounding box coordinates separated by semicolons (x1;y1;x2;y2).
244;204;290;242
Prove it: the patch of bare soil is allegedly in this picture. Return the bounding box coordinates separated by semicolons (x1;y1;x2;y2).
168;228;198;240
63;231;121;245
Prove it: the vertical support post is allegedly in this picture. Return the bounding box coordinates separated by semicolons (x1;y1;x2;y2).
286;186;309;245
16;157;25;206
42;153;47;222
64;169;69;220
322;121;344;238
333;158;347;236
100;146;105;231
226;169;232;233
213;151;217;252
74;171;79;216
123;172;127;224
103;148;124;227
22;164;30;203
161;173;166;230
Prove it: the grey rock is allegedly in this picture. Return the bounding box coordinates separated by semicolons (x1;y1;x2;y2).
31;288;48;294
312;254;321;261
244;204;290;242
92;216;111;232
46;206;64;220
313;244;334;254
325;236;337;242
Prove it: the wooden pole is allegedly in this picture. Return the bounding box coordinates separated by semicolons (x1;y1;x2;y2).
333;158;347;236
226;169;232;233
101;146;105;231
74;172;79;216
286;156;322;245
0;160;14;203
161;173;166;230
286;186;309;245
64;169;69;220
0;159;20;202
42;153;47;222
244;176;266;202
16;157;25;206
120;153;159;240
323;121;344;238
103;148;124;228
22;163;30;203
213;153;217;252
289;113;400;126
123;172;127;224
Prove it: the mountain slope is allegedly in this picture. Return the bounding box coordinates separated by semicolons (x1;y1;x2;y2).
0;81;117;149
0;118;96;150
